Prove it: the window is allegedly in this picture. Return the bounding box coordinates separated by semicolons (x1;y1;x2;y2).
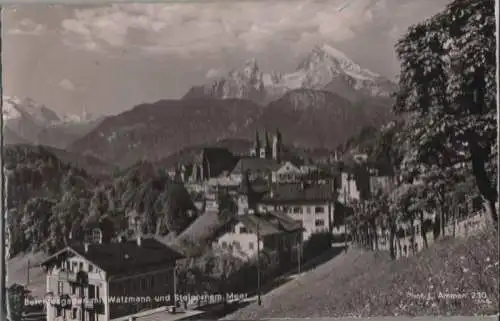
88;285;95;299
57;281;64;295
233;241;241;250
92;228;103;244
221;241;227;248
96;286;100;299
306;207;311;214
79;262;84;271
239;226;248;234
315;219;325;227
72;308;78;319
56;307;62;317
249;242;254;250
293;207;302;214
315;206;325;214
88;264;94;273
71;284;76;295
72;262;78;271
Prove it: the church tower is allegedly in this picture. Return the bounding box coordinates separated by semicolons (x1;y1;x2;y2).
272;128;282;162
264;130;272;159
252;131;261;157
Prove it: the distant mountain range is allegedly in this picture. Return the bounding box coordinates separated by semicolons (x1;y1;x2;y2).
2;96;105;149
184;44;397;105
7;44;397;170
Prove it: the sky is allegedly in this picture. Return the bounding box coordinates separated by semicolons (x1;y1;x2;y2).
2;0;451;118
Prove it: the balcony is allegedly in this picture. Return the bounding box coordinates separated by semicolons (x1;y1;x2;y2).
85;300;95;310
85;299;104;314
57;271;78;283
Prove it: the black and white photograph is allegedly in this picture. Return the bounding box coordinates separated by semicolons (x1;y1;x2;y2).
1;1;498;321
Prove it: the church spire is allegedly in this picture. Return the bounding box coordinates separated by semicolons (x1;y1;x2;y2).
253;131;261;157
264;129;271;159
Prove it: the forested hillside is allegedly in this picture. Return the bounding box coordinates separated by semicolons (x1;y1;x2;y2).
5;144;197;257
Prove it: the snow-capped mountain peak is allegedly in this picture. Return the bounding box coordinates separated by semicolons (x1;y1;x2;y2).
299;44;380;81
2;97;23;120
184;43;397;104
2;96;60;124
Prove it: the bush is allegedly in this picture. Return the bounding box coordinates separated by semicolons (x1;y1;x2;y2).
302;232;332;261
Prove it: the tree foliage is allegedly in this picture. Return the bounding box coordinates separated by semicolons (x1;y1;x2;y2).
393;0;497;224
6;146;200;257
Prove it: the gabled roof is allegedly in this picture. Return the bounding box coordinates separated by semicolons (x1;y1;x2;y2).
231;157;280;175
237;214;283;236
261;181;337;204
40;237;184;277
219;211;303;238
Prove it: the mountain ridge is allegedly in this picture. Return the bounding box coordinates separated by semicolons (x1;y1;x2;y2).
184;44;397;105
2;96;104;148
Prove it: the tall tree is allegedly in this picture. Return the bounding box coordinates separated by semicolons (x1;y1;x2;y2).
394;0;497;225
7;284;29;321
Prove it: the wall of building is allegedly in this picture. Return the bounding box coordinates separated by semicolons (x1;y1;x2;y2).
338;172;360;202
108;265;175;320
215;222;262;260
259;203;332;240
46;254;108;321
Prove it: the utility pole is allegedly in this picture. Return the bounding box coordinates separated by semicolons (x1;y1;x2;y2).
297;234;301;274
173;265;177;309
27;260;30;285
257;222;262;306
344;185;348;252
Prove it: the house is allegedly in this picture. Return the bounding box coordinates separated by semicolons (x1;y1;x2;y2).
40;236;184;321
271;161;303;183
213;211;303;268
257;181;337;240
230;157;280;183
249;129;283;162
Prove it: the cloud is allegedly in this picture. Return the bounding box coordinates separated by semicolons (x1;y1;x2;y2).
7;18;47;36
205;68;224;79
59;0;450;57
58;79;76;91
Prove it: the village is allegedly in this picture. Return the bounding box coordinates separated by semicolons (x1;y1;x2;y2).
32;128;493;321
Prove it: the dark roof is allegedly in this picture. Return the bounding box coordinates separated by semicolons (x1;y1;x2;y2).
40;237;184;277
237;214;283;236
230;212;302;236
195;147;237;178
231;157;280;175
261;181;337;203
265;211;303;232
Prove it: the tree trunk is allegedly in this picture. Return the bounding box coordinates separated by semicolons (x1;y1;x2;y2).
411;218;416;255
397;235;402;258
483;197;498;227
373;222;379;251
419;212;429;249
469;137;498;227
389;226;396;259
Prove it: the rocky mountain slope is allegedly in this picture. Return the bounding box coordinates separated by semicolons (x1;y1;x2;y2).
68;45;396;168
70;91;393;168
244;89;393;150
68;98;263;168
2;96;103;148
184;44;397;105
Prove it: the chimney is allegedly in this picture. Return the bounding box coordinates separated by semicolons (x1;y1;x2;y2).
84;243;89;253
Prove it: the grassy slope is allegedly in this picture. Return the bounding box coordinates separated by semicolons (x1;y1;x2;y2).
224;227;499;318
